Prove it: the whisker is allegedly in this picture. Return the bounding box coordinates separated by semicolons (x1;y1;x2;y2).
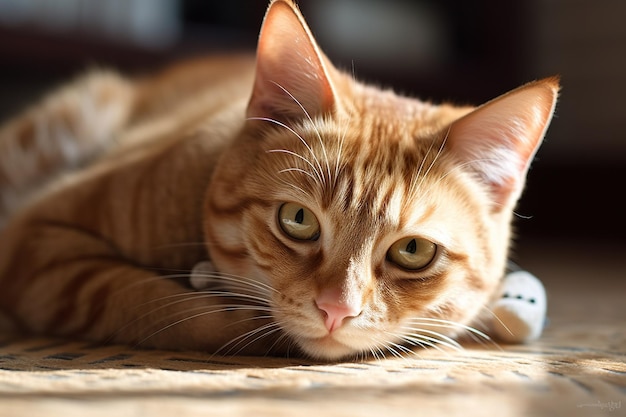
152;242;207;250
223;313;276;331
385;326;455;354
380;339;413;360
135;289;271;310
370;339;386;361
191;271;280;295
208;315;284;358
201;277;273;294
267;149;319;180
366;334;399;361
283;179;314;199
109;274;181;298
218;321;285;356
387;337;419;359
136;304;272;347
428;155;515;211
434;158;495;183
394;332;431;351
333;112;352;189
263;327;292;357
248;116;325;185
219;319;279;348
280;334;300;360
399;331;460;352
512;211;533;220
402;326;463;351
414;135;438;183
413;127;449;196
276;166;319;183
405;317;491;341
413;324;486;347
471;306;510;351
110;287;272;344
269;81;331;186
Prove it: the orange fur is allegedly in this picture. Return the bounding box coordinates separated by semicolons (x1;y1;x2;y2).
0;0;558;360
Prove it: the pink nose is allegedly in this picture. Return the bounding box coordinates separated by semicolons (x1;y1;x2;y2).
315;289;361;333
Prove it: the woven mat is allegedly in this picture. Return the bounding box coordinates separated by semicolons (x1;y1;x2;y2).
1;240;625;417
0;323;624;417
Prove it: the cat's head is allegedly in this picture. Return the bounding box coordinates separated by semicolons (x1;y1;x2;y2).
205;0;558;360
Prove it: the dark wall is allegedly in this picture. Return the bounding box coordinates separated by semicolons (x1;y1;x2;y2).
0;0;623;243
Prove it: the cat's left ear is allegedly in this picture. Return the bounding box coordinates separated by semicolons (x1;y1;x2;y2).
447;77;559;210
247;0;339;121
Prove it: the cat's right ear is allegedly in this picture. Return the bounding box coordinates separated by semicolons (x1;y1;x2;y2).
447;77;560;211
247;0;339;122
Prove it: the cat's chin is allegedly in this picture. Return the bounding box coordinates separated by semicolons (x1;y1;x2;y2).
294;334;365;361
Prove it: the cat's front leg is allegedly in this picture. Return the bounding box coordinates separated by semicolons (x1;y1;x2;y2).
0;220;275;354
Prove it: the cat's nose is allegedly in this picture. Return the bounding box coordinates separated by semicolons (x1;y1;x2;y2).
315;289;361;333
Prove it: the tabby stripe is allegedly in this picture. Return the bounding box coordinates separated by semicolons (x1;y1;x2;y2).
445;250;469;264
46;266;96;330
340;174;355;212
445;250;488;291
208;242;250;260
46;261;120;332
465;273;488;292
69;282;112;337
24;246;127;286
305;249;325;270
375;185;395;223
251;229;297;261
399;203;435;231
207;194;272;217
0;228;115;309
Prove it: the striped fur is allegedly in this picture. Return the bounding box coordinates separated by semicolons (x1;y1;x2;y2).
0;1;558;360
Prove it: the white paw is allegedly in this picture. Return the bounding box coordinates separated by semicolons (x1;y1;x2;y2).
490;270;547;344
190;260;219;290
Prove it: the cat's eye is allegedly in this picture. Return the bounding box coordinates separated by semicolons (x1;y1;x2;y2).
387;237;437;271
278;203;320;241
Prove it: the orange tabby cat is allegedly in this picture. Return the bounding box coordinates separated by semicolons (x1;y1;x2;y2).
0;0;558;360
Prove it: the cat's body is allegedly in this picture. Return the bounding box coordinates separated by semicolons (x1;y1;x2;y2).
0;1;558;360
0;56;266;352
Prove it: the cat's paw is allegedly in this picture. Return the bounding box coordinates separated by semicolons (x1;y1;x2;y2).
190;260;219;290
490;270;547;344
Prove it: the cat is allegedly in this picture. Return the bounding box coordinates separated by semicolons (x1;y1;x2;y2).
0;0;558;361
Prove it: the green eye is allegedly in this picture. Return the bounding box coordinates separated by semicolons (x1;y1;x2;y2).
278;203;320;241
387;237;437;271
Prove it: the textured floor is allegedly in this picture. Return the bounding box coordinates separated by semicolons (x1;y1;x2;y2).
0;239;624;417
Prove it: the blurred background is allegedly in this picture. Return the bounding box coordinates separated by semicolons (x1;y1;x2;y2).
0;0;624;250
